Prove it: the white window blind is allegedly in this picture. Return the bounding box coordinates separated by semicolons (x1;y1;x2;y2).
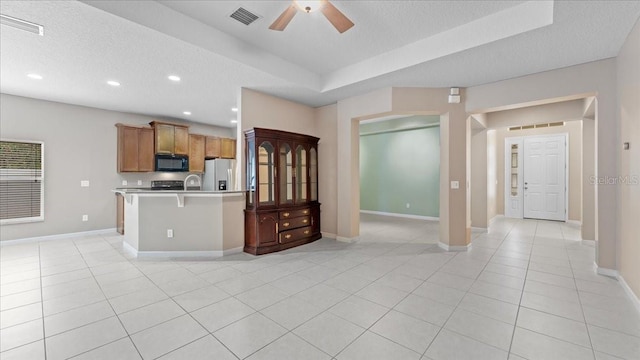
0;140;44;223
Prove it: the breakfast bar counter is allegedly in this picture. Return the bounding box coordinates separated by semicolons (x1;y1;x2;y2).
113;189;245;257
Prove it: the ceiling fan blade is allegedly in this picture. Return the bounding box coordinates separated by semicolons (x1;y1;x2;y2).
269;4;297;31
321;1;354;33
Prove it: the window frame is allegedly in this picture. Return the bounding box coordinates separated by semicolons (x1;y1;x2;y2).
0;139;45;224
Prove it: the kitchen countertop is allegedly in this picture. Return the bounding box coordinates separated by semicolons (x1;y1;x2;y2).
113;188;245;195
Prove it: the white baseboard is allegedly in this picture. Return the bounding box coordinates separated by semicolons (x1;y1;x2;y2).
471;226;488;232
123;242;243;258
322;233;337;239
438;242;472;252
360;210;439;221
619;275;640;315
489;216;498;226
1;228;118;246
567;220;582;226
336;236;359;243
596;265;619;278
581;239;596;246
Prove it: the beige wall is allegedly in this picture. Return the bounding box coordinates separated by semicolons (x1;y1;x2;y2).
466;58;618;270
487;130;498;222
0;94;230;241
315;104;338;237
492;121;582;221
471;128;488;228
331;87;470;247
617;18;640;298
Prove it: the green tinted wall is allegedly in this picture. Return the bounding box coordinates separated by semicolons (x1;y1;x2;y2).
360;116;440;217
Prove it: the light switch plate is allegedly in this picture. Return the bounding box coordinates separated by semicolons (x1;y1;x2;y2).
451;181;460;189
81;180;90;187
122;180;128;186
82;215;88;221
137;180;142;186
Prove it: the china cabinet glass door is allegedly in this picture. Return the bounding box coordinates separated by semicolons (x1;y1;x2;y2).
295;145;307;203
247;138;255;206
309;147;318;202
279;143;293;205
258;141;275;205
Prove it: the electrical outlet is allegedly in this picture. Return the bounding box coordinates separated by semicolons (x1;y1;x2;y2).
451;181;460;189
80;180;90;187
406;203;410;209
82;215;88;222
137;180;142;186
122;180;128;186
167;229;174;238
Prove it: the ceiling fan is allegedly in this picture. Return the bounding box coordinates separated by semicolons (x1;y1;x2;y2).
269;0;354;34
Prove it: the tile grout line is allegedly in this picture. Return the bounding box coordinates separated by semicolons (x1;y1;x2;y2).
505;218;535;358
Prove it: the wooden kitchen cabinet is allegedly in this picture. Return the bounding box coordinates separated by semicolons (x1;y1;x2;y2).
149;121;189;155
189;134;206;173
220;138;236;159
205;136;221;158
244;128;321;255
205;137;236;159
116;124;154;172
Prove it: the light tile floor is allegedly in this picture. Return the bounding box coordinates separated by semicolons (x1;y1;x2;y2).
1;215;639;359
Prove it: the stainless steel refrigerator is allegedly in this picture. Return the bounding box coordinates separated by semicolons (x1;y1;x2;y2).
203;159;233;191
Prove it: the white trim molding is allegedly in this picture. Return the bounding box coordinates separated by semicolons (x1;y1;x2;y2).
619;275;640;315
336;236;359;243
566;220;582;226
596;265;619;278
581;239;596;246
438;242;472;252
360;210;439;221
322;233;337;239
593;263;640;315
124;244;244;259
1;228;118;246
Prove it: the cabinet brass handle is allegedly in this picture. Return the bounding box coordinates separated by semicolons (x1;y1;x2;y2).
283;222;290;227
302;219;308;223
304;230;310;234
303;210;309;214
285;234;292;239
283;212;290;217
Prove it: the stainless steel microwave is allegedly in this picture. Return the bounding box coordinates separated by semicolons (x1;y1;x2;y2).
155;154;189;172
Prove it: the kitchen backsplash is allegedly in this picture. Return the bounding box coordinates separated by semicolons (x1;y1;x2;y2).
117;172;197;188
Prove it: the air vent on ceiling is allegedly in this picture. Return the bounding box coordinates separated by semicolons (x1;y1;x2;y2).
230;7;261;26
509;122;565;131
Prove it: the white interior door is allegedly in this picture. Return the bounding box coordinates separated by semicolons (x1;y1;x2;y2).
523;135;566;221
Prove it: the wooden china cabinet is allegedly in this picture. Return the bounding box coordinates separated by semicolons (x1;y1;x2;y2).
244;128;321;255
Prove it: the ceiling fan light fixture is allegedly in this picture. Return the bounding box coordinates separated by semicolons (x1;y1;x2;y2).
294;0;325;13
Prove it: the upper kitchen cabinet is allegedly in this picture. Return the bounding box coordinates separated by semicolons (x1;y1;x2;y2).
188;134;205;173
205;136;236;159
149;121;189;155
244;128;321;255
115;124;154;172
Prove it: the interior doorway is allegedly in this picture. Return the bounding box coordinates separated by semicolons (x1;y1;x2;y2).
505;134;568;221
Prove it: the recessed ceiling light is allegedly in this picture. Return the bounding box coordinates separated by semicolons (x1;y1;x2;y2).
168;75;181;82
231;107;238;112
183;111;191;115
107;80;121;87
230;119;238;124
27;73;43;80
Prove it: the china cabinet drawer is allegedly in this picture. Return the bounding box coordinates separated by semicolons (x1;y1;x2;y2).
279;208;311;219
279;216;310;230
279;226;313;244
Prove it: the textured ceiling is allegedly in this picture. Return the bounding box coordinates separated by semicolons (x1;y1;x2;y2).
1;1;639;128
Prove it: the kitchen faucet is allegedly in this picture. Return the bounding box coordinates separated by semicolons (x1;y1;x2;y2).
183;174;201;191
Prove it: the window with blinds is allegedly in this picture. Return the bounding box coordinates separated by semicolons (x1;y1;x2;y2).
0;140;44;223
